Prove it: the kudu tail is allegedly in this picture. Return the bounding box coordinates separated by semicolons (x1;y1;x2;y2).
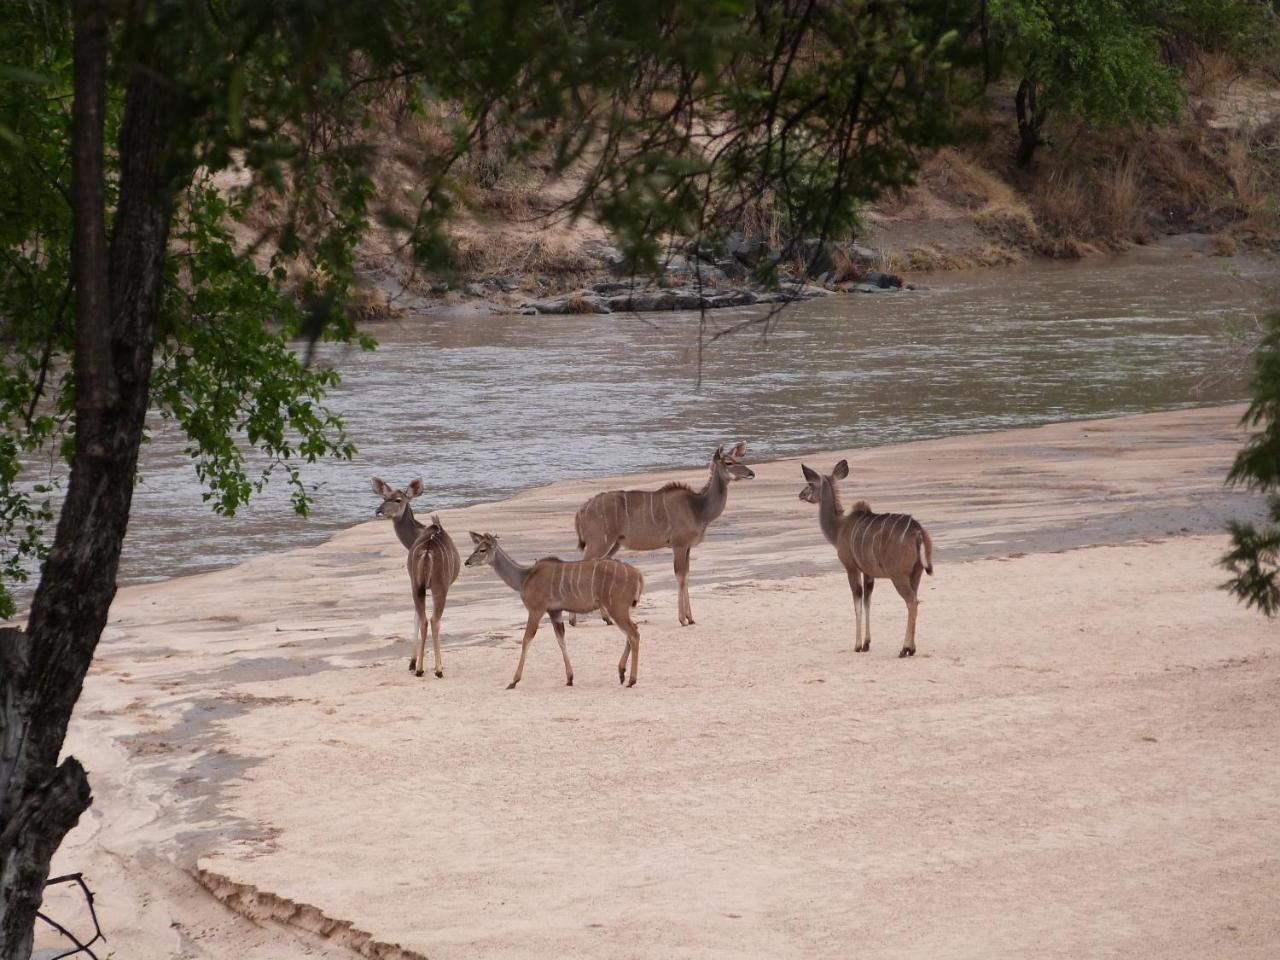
632;569;645;607
574;507;586;552
918;529;934;576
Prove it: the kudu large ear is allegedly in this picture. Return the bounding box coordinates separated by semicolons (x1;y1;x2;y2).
801;464;820;484
832;459;849;480
469;531;483;544
371;476;391;497
406;478;424;498
730;440;747;458
714;443;725;459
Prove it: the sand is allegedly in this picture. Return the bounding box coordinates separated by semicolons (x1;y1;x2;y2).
40;404;1280;959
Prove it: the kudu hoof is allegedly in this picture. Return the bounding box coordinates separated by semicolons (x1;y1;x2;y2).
618;668;626;685
626;677;637;688
434;670;443;678
415;669;425;677
408;659;417;671
566;676;574;687
506;681;519;690
898;648;911;659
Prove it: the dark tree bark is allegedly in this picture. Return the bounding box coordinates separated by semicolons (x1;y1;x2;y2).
1014;76;1047;170
0;4;180;954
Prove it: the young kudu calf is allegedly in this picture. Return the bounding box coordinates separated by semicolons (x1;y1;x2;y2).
799;460;934;657
573;441;754;626
372;477;461;678
465;533;645;688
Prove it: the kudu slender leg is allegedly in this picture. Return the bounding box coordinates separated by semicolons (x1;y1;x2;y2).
411;585;428;675
549;611;574;686
430;587;448;678
509;609;542;689
862;575;875;653
674;545;694;626
892;574;919;657
613;607;640;687
846;569;865;652
615;615;632;685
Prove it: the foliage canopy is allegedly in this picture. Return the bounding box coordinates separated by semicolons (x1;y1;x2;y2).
1223;314;1280;617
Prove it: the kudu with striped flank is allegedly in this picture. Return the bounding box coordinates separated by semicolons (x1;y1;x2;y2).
465;533;645;688
799;460;934;657
372;477;461;678
574;441;754;626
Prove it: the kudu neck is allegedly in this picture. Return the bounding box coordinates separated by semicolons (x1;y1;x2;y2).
491;543;531;592
692;465;729;523
818;481;842;544
394;503;426;550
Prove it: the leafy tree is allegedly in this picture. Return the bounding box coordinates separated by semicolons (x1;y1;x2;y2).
0;0;978;953
985;0;1184;168
1223;314;1280;617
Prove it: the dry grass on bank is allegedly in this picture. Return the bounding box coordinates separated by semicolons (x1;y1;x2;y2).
883;84;1280;272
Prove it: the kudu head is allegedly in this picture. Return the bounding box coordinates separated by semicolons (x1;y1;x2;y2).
798;459;848;503
372;476;423;521
464;531;500;567
713;441;755;482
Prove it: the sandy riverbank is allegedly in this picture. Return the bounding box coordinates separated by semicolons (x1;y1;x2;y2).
40;404;1279;959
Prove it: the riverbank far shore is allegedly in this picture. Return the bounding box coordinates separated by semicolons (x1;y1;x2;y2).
43;404;1279;959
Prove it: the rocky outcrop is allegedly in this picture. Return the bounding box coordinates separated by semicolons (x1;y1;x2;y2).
521;282;830;316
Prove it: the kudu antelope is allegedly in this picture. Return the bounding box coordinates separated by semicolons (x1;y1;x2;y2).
573;441;754;626
798;460;934;657
464;533;645;688
372;477;461;678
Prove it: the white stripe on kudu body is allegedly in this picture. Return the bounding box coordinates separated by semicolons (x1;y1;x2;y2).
465;534;646;689
573;443;755;625
799;461;934;658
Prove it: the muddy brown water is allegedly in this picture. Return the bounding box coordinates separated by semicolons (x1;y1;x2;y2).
17;243;1269;593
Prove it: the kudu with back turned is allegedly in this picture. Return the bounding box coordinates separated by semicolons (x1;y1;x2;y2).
465;533;645;688
573;441;754;626
799;460;934;657
372;477;461;678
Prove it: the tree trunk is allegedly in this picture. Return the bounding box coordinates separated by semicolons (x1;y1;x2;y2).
0;5;179;953
1014;76;1045;170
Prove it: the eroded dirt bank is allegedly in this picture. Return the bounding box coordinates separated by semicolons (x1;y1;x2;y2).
44;405;1279;959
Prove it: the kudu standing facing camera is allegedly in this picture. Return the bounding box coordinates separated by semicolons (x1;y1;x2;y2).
798;460;934;657
372;477;461;678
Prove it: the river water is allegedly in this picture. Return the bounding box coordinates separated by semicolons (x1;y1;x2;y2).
37;244;1270;588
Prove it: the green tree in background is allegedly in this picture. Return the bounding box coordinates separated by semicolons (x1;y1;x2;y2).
986;0;1184;168
0;1;979;953
1223;315;1280;617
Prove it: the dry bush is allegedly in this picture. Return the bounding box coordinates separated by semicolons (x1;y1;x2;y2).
829;246;863;282
872;185;914;217
905;244;972;271
733;192;785;248
1212;231;1238;256
347;284;405;322
1029;169;1093;255
919;149;991;210
1188;50;1237;99
564;294;602;314
1223;121;1280;234
1098;154;1141;238
451;229;594;281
